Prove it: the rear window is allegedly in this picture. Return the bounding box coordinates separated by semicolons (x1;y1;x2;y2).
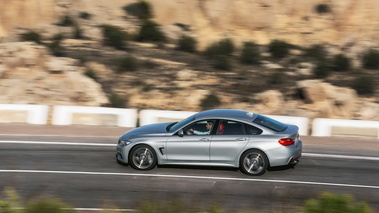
253;115;287;132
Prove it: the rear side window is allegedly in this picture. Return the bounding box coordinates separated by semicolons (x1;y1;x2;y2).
253;115;287;132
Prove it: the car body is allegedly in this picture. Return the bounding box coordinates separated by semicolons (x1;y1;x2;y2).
116;109;302;175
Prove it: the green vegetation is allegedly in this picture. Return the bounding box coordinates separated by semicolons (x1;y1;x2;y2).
123;1;152;20
56;15;75;27
213;55;232;70
100;25;128;50
200;93;221;110
204;38;235;58
240;41;261;65
20;31;42;44
1;189;375;213
108;92;128;108
47;40;65;57
73;25;84;39
174;23;191;31
79;12;92;19
362;49;379;70
313;59;331;78
304;44;327;61
301;193;372;213
268;39;291;59
315;3;332;14
352;74;376;95
0;188;74;213
118;55;138;72
84;68;98;81
332;53;351;71
136;20;166;42
176;35;197;53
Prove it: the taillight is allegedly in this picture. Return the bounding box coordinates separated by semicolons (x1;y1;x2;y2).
278;138;295;146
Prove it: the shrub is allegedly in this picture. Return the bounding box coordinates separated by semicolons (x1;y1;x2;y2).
315;4;332;14
204;38;235;58
362;49;379;70
118;55;138;72
21;31;42;44
240;41;261;65
56;15;75;27
47;40;65;57
24;198;74;213
302;193;372;213
333;54;351;71
352;75;376;95
108;93;128;108
304;44;327;61
200;93;221;110
136;20;166;42
174;23;191;31
176;35;197;53
73;25;84;39
84;68;98;81
100;25;128;50
313;59;331;78
268;40;291;59
213;55;232;70
123;1;152;20
79;12;91;19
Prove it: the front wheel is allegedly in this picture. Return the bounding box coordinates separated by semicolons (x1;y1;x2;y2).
129;145;157;170
240;149;268;176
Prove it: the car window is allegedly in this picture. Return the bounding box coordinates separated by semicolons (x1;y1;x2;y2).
253;114;287;132
243;123;263;135
217;120;245;135
184;120;216;136
169;115;195;132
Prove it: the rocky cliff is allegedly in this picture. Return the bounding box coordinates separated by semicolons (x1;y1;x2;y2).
1;0;379;49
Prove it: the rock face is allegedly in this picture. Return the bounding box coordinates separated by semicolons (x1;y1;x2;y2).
0;42;108;106
2;0;379;49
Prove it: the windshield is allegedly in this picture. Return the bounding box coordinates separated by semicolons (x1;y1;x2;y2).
168;115;195;132
253;115;287;132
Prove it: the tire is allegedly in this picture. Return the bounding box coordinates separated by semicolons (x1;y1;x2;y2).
128;145;157;170
240;149;269;176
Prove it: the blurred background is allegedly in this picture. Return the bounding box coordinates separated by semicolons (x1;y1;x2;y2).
0;0;378;121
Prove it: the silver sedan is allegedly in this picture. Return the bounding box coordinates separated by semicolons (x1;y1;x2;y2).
116;109;302;175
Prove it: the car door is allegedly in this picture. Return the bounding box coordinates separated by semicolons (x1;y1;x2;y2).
210;120;251;163
166;120;215;163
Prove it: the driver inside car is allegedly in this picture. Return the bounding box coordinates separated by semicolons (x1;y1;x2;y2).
187;121;214;135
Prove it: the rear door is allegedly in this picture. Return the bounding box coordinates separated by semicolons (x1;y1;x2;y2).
210;120;250;163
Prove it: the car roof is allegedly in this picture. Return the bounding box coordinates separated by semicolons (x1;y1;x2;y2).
194;109;258;122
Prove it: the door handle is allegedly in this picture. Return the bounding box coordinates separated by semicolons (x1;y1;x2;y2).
199;138;210;142
236;138;247;141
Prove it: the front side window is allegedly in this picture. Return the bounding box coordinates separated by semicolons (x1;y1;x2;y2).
184;120;216;135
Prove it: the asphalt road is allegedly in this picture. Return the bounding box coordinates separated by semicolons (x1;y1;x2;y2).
0;124;378;212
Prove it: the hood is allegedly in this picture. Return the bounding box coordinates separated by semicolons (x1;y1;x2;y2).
120;122;172;140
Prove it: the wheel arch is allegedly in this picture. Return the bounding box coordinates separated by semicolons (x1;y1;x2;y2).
238;148;271;168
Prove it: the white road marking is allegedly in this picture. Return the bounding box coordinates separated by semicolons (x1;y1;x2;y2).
0;140;114;147
0;169;378;190
302;153;379;161
1;140;379;161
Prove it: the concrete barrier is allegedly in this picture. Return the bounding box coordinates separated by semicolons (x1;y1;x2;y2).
265;115;309;136
52;106;137;127
0;104;49;124
139;110;197;126
312;118;379;139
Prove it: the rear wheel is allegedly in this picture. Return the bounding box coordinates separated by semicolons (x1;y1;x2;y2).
129;145;157;170
240;149;268;176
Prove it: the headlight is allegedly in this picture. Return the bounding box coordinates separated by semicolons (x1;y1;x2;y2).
118;140;131;147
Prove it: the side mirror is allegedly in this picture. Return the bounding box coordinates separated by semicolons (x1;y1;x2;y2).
178;129;184;137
